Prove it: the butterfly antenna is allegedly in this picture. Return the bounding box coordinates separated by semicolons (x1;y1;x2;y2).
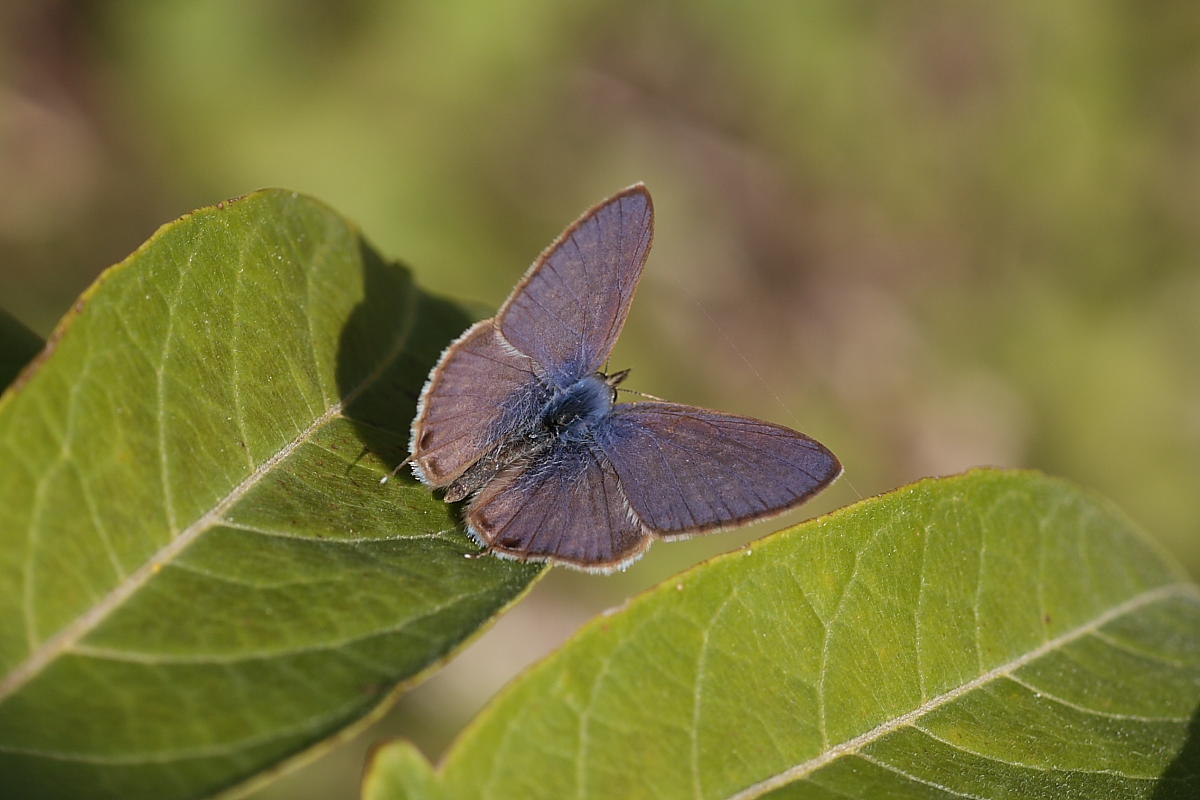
842;474;864;500
379;454;414;485
616;387;668;402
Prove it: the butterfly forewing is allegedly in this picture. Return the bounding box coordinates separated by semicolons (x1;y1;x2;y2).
595;403;842;536
496;186;653;385
410;320;544;487
466;441;651;570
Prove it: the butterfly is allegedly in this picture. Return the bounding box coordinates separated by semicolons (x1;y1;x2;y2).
406;184;840;572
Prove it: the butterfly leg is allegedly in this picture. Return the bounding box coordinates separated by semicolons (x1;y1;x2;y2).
378;454;414;485
463;543;496;560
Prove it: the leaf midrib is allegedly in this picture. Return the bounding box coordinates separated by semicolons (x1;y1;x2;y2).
726;581;1197;800
0;279;419;701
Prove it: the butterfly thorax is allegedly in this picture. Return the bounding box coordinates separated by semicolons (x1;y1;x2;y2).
541;374;615;440
441;372;624;503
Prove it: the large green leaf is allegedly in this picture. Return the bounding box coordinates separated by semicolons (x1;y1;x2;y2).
0;309;44;391
0;190;543;799
364;470;1200;799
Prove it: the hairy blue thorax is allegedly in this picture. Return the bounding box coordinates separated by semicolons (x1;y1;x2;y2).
541;374;614;440
441;371;626;502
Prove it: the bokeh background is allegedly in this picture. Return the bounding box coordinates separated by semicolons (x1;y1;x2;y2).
3;1;1197;797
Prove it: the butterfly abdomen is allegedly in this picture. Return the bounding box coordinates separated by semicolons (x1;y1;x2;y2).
443;433;552;503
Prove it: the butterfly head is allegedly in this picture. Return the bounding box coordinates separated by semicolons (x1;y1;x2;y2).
601;368;630;402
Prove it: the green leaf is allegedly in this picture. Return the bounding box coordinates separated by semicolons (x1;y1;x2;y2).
366;470;1200;799
362;741;442;800
0;190;543;799
0;309;44;391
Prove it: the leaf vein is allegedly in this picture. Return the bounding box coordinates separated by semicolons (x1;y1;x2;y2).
911;723;1158;779
0;274;420;700
857;753;990;799
1004;673;1189;723
66;585;490;666
0;693;366;765
726;582;1195;799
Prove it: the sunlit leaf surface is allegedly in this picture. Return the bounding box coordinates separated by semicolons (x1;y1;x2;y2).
0;191;542;799
366;471;1200;799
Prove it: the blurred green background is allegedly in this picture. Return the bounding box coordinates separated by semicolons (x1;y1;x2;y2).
2;1;1197;797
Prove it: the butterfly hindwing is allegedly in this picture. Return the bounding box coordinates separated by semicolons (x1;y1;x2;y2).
595;402;842;536
410;320;545;487
496;185;653;385
466;440;651;570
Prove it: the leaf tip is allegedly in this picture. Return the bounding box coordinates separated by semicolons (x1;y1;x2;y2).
362;739;442;800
